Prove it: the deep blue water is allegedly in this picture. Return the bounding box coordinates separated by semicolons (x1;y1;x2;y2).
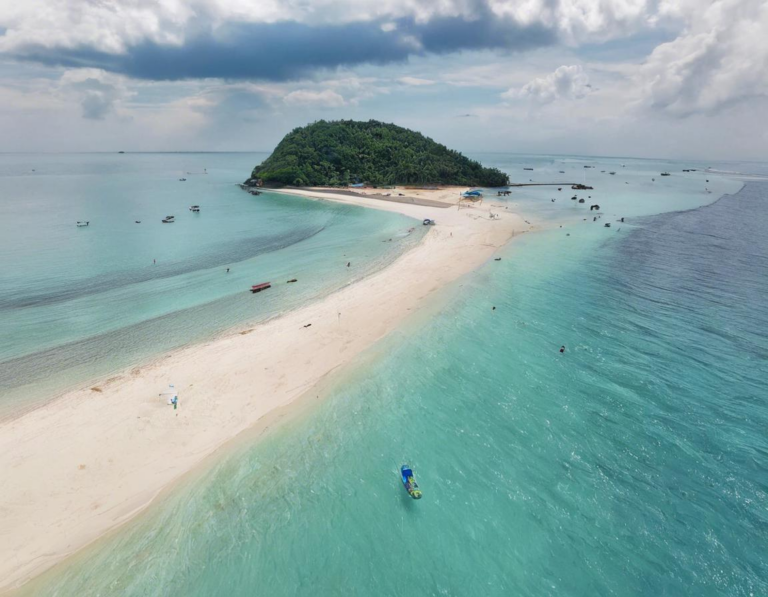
25;181;767;595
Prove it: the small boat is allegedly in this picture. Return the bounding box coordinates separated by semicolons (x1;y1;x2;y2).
76;221;89;227
660;172;671;176
523;167;533;171
179;178;187;182
162;215;175;223
559;170;565;174
250;282;271;293
609;172;616;175
189;205;200;212
401;465;422;499
422;218;435;226
287;279;298;283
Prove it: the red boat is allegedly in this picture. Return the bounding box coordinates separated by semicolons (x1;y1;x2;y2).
250;282;271;293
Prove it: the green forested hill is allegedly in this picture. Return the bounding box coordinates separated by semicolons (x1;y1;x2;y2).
249;120;509;187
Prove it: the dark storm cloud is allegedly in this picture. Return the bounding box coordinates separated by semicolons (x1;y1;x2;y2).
8;15;555;81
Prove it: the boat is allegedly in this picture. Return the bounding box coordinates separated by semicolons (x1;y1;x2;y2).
162;215;175;223
559;170;565;174
609;172;616;175
250;282;271;293
422;218;435;226
660;172;671;176
76;221;89;227
189;205;200;212
401;465;422;499
179;178;187;182
523;167;533;171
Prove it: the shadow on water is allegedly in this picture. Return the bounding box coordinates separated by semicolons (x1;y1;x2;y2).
0;226;326;310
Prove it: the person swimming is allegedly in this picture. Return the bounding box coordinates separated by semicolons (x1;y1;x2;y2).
559;346;566;353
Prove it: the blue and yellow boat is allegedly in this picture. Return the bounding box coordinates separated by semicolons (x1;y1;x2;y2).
401;465;422;499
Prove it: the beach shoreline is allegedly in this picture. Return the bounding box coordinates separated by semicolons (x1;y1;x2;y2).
0;186;530;592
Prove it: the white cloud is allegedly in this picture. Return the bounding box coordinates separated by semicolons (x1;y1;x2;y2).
503;64;593;104
398;76;435;86
637;0;768;116
283;89;347;108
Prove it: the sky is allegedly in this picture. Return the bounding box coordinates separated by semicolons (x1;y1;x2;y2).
0;0;767;160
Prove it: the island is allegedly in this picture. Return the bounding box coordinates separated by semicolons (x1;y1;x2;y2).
245;120;509;188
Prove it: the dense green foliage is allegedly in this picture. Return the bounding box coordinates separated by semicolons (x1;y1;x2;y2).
250;120;509;187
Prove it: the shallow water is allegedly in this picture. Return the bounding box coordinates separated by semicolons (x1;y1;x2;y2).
0;153;423;415
21;161;767;595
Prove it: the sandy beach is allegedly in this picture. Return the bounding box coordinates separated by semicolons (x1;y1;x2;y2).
0;186;528;592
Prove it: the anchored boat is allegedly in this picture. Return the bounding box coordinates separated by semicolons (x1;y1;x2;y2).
250;282;271;293
401;465;422;499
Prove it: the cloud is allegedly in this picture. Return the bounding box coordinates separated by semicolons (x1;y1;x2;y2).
283;89;347;107
503;64;593;103
398;76;435;86
1;14;557;82
637;0;768;116
59;69;128;119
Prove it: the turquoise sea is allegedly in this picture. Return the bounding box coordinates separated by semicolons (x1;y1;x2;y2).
7;154;768;596
0;153;423;416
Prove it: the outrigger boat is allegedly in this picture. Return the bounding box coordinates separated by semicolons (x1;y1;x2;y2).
401;465;422;499
250;282;271;293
